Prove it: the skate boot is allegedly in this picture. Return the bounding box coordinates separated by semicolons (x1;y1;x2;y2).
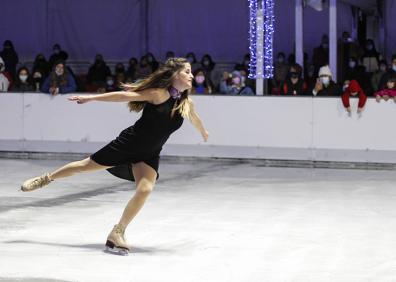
105;224;131;255
21;173;52;192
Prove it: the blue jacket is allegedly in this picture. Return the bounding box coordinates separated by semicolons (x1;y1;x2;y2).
41;73;77;94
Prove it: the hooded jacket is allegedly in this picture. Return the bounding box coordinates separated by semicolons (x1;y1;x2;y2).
342;80;367;108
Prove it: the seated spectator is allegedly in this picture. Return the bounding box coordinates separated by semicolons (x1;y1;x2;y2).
165;51;175;61
33;54;50;78
281;63;307;95
146;52;159;72
378;55;396;90
234;53;251;74
115;72;126;91
32;70;45;92
12;67;34;92
200;54;216;79
135;55;153;79
126;57;138;81
361;39;380;75
190;69;212;94
0;56;12;91
371;60;387;92
344;57;366;87
104;75;117;92
375;77;396;102
271;52;289;94
0;40;19;80
220;70;254;95
86;54;111;92
186;52;199;71
114;62;125;76
312;65;342;96
41;61;76;95
49;43;69;68
342;80;367;114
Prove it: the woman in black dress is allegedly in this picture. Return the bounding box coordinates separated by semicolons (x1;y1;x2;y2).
21;58;209;255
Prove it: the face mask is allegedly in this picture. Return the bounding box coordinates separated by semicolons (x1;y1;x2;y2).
203;60;210;66
349;61;356;68
320;76;330;85
195;75;205;84
241;76;246;84
380;65;387;72
19;74;28;82
107;80;114;86
342;84;349;91
232;77;241;85
290;72;299;79
278;57;284;63
392;65;396;72
244;60;250;66
187;57;194;63
322;43;328;49
366;45;373;50
147;57;153;63
55;70;63;76
54;49;60;54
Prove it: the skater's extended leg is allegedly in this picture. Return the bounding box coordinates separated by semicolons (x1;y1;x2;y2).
106;162;156;254
21;157;111;191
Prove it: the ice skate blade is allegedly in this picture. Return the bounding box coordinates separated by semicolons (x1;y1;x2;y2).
104;246;129;256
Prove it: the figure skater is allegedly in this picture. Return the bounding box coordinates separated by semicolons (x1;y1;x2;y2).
21;58;209;255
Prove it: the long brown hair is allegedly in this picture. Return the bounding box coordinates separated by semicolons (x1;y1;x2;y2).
50;61;69;88
124;57;193;119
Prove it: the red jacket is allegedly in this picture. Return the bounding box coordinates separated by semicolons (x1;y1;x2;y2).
342;80;367;108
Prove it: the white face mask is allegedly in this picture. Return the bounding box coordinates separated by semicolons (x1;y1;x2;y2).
195;75;205;84
320;76;330;85
55;70;63;76
107;80;114;86
349;61;356;68
392;65;396;72
19;74;28;82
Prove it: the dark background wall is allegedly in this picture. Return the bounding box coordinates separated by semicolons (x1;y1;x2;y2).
0;0;394;62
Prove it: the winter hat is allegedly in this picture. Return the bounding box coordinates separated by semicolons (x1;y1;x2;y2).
348;80;361;93
231;70;242;79
318;65;332;77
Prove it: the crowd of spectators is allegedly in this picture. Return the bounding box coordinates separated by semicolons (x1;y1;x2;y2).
1;34;395;105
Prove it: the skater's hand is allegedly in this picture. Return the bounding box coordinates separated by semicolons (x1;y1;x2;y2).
202;130;209;142
68;95;91;104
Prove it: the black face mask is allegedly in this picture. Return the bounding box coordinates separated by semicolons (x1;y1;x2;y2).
290;72;299;79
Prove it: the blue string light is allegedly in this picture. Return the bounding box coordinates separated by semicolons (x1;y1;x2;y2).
248;0;275;79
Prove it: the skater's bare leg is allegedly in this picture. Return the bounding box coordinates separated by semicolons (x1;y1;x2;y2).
49;157;111;180
118;162;157;228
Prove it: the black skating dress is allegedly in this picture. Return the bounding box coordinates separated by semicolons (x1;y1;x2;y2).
90;95;183;181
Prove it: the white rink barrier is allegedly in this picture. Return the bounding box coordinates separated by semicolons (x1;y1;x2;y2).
1;93;396;164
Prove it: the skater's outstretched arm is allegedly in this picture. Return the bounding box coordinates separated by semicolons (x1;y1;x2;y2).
68;89;163;104
188;104;209;142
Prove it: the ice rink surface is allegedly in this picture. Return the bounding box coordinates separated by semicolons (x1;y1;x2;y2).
1;158;396;282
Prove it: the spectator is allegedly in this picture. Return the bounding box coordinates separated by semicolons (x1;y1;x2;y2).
186;52;199;71
87;54;111;91
126;57;138;81
338;31;361;82
0;40;19;79
313;34;329;76
281;64;308;95
234;53;251;75
104;75;117;92
41;61;76;95
378;55;396;90
341;80;367;114
32;54;50;78
371;60;388;92
344;56;369;93
32;70;45;92
312;65;342;96
375;77;396;102
146;52;159;72
165;51;175;61
200;54;216;79
49;44;69;68
0;56;12;91
190;69;212;94
272;52;289;94
361;39;380;75
135;55;153;79
12;67;34;92
220;70;254;95
114;62;125;76
115;72;126;91
305;64;317;91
